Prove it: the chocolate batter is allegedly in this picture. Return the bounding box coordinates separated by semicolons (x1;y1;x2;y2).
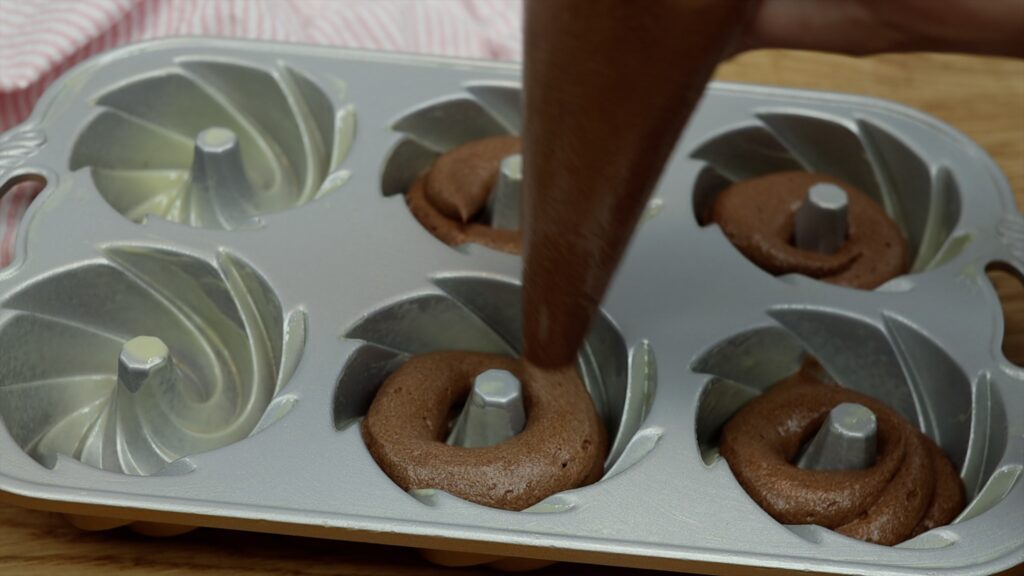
521;0;751;367
406;135;522;253
362;351;607;511
710;171;909;289
719;363;965;545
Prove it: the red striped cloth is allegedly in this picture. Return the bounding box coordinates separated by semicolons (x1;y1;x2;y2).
0;0;523;267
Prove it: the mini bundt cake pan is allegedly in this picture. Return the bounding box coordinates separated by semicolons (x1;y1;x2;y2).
0;38;1021;576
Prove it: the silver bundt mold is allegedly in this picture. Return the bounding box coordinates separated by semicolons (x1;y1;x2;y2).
335;274;658;510
0;246;304;475
692;311;1013;547
691;111;966;283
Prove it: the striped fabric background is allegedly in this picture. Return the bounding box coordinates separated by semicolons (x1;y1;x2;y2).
0;0;524;267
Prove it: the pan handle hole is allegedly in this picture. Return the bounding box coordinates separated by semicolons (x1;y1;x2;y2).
0;174;47;269
986;262;1024;367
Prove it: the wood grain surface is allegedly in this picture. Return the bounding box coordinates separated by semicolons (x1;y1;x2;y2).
1;49;1022;576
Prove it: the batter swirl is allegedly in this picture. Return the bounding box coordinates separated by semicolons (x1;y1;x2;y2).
711;171;909;289
405;136;522;254
720;363;965;545
362;351;607;511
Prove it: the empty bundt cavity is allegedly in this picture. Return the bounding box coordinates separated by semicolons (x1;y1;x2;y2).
691;112;967;287
69;60;355;229
692;309;1010;545
333;274;657;510
0;246;305;475
382;85;524;253
0;174;46;269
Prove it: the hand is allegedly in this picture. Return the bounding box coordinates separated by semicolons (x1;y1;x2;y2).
742;0;1024;57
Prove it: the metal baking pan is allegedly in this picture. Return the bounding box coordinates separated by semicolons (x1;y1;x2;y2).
0;38;1021;575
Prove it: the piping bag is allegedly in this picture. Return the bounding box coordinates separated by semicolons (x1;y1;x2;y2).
522;0;752;367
